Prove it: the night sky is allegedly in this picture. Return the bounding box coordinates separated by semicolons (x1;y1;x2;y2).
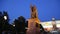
0;0;60;23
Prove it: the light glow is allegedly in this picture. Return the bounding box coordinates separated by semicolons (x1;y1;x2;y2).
4;16;7;20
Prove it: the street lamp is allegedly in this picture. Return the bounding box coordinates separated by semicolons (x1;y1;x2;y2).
52;18;56;25
13;24;15;27
4;16;7;20
52;18;55;21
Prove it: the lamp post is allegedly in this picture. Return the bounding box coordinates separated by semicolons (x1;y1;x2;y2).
4;16;7;20
52;18;56;25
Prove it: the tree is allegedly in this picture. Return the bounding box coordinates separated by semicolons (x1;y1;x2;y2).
2;11;10;34
14;16;26;34
0;11;3;34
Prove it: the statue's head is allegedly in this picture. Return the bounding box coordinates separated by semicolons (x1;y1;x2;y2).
30;5;37;18
31;6;36;12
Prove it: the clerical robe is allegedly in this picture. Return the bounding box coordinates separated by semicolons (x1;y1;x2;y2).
26;18;40;34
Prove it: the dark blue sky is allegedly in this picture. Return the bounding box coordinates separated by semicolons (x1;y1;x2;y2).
0;0;60;22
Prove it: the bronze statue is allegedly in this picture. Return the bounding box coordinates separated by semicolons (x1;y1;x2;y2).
26;5;40;34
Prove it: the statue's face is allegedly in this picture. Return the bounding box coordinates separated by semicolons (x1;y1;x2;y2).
32;7;36;12
31;8;36;18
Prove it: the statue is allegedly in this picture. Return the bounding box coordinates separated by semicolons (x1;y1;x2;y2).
26;5;40;34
